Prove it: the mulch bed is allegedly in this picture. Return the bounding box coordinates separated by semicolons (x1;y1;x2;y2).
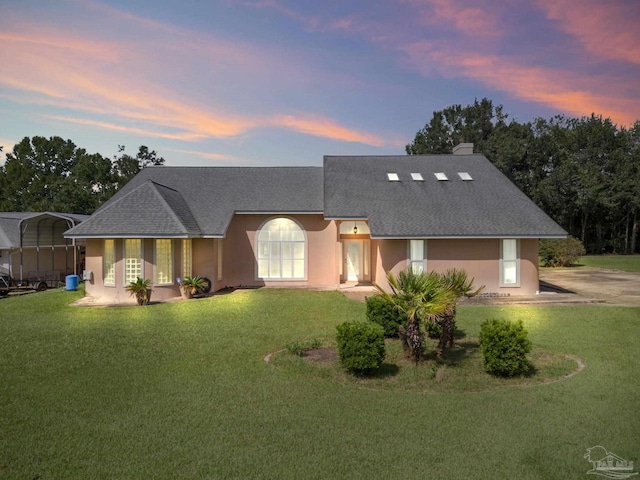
302;347;338;363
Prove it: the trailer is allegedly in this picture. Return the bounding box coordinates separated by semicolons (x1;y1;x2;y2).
0;270;61;297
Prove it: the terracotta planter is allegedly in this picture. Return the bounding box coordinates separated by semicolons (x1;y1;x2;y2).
136;289;152;305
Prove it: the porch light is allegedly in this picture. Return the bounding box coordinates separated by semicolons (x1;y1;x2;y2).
353;223;358;234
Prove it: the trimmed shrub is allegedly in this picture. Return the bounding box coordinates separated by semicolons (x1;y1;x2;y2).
365;295;406;337
336;321;385;374
539;236;586;267
424;319;443;339
479;318;532;377
286;338;322;356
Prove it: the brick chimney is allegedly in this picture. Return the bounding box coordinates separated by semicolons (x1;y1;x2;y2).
453;143;474;155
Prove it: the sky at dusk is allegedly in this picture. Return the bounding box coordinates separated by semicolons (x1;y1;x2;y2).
1;0;639;167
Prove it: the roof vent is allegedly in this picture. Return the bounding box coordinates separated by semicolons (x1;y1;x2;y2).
387;173;400;181
458;172;473;181
434;172;448;181
411;173;424;181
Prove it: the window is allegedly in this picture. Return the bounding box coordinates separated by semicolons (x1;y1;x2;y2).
409;240;426;273
217;239;223;281
257;218;305;279
104;239;115;286
124;239;143;284
155;239;173;285
411;173;424;181
387;173;400;181
458;172;473;181
434;172;448;181
501;239;519;286
182;239;192;279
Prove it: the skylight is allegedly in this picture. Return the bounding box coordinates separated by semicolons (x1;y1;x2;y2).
458;172;473;181
434;172;448;181
411;173;424;181
387;173;400;181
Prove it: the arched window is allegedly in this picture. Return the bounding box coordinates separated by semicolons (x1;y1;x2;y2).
257;218;305;279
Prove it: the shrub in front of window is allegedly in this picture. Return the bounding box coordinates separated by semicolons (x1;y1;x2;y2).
365;295;406;337
336;321;385;374
539;236;586;267
479;318;532;377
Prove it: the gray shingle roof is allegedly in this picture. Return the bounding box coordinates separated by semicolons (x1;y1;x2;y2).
65;181;202;237
65;156;566;240
66;167;324;238
324;154;567;238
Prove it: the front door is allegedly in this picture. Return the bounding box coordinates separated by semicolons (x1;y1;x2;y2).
343;240;370;282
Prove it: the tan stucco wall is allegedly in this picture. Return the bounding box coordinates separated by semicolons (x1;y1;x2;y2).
371;238;540;295
83;228;540;302
85;238;182;302
220;214;339;288
83;214;340;302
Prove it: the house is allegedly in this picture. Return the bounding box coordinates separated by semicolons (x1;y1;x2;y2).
0;212;87;283
64;144;566;303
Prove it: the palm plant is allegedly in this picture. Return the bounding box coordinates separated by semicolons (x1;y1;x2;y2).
180;276;208;298
125;277;153;306
435;269;484;356
375;269;453;364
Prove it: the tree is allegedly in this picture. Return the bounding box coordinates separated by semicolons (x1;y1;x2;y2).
0;136;117;213
375;269;453;364
434;269;483;357
113;145;165;189
406;98;503;155
0;137;165;214
406;100;640;254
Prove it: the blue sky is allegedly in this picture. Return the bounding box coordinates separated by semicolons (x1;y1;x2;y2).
1;0;639;167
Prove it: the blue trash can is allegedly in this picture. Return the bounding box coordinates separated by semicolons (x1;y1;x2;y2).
65;275;79;291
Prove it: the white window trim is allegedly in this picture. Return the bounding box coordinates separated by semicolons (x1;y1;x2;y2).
103;239;116;287
408;239;427;273
154;239;173;286
182;239;192;279
124;238;144;284
500;238;520;287
255;217;307;281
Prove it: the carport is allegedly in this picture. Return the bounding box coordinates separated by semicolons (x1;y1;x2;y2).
0;212;88;284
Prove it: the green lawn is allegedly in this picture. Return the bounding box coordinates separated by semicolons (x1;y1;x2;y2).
578;254;640;272
1;288;638;479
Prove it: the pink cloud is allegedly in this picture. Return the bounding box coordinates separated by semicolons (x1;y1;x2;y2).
401;0;499;38
164;148;252;165
273;114;388;147
536;0;640;65
0;16;388;147
402;41;639;126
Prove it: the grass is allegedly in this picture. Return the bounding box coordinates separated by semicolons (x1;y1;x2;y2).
271;336;579;393
578;254;640;272
1;287;639;479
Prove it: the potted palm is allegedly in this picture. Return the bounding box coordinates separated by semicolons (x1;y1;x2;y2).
126;277;153;305
180;276;207;299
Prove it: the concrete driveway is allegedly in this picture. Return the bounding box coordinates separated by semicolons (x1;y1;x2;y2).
539;268;640;307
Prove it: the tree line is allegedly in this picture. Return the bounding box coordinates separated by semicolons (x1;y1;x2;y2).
0;137;164;215
407;99;640;254
2;103;639;255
